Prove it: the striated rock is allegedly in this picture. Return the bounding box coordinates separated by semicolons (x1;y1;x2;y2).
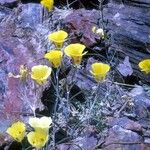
0;0;19;7
138;118;150;129
0;3;49;140
0;23;40;134
67;67;95;91
129;85;150;119
144;137;150;144
133;94;150;118
103;125;148;150
63;0;150;83
58;126;98;150
64;9;100;47
15;3;43;28
112;0;150;7
103;0;150;82
0;0;150;149
107;117;142;132
0;6;12;22
143;129;150;143
143;130;150;137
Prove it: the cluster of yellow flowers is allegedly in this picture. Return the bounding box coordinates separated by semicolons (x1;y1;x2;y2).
6;116;52;149
9;30;111;85
6;0;150;148
32;0;149;81
42;30;110;83
6;30;111;149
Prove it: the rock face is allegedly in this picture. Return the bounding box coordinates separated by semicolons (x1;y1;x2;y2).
103;125;149;150
64;0;150;83
107;117;142;132
58;126;98;150
0;0;19;7
0;3;47;141
17;3;43;28
103;0;150;82
0;6;12;22
134;94;150;118
112;0;150;7
0;0;150;149
64;9;100;47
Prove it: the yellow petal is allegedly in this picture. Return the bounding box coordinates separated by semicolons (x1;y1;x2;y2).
40;0;54;11
138;59;150;74
27;130;49;149
31;65;52;85
48;30;68;48
64;43;86;57
91;62;110;82
29;116;52;132
64;43;86;65
71;56;82;65
6;121;26;142
44;50;63;68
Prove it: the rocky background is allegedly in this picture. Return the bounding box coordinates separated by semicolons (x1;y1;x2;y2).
0;0;150;149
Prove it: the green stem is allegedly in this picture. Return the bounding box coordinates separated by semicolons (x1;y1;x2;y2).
66;66;77;116
52;68;60;148
87;82;100;120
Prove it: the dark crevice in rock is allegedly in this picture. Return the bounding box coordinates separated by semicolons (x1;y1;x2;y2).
41;84;56;116
124;75;140;85
55;129;68;143
6;141;22;150
52;0;100;9
21;0;109;9
40;83;86;116
69;85;86;102
126;0;150;8
21;0;40;3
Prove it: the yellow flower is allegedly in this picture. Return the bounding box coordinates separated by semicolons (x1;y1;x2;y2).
44;50;63;68
27;130;49;149
40;0;54;11
48;30;68;48
31;65;52;85
64;43;87;65
91;62;110;82
29;116;52;133
6;121;26;142
138;59;150;74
